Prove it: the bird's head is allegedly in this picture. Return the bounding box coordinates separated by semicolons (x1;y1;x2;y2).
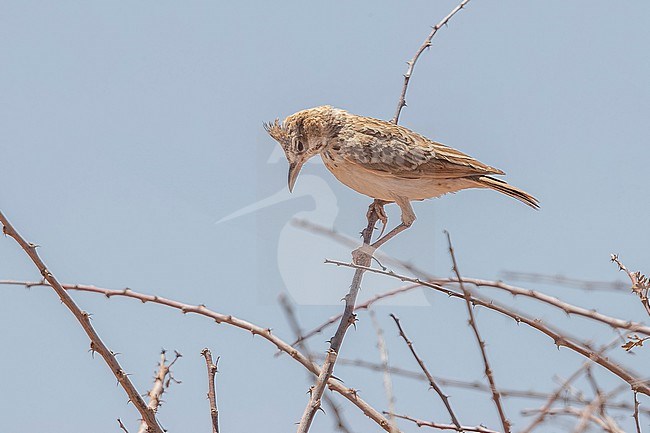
265;106;341;192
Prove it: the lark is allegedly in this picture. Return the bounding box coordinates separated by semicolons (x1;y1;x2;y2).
265;105;538;249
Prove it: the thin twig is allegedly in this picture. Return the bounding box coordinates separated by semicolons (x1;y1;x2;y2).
521;407;624;433
118;419;131;433
582;369;627;433
573;394;606;433
201;348;220;433
444;231;510;433
611;254;650;316
0;280;394;431
390;413;500;433
634;391;643;433
0;211;163;433
519;338;620;433
327;355;650;415
369;310;398;433
292;274;650;345
324;260;650;396
573;385;628;433
294;221;650;338
390;313;463;430
500;271;628;292
137;350;182;433
296;204;387;433
392;0;472;123
289;283;422;347
434;278;650;337
585;367;606;418
279;294;354;433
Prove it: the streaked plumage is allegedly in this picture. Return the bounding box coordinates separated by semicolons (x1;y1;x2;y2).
265;105;538;235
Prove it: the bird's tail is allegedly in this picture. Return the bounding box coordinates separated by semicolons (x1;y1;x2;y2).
473;176;539;209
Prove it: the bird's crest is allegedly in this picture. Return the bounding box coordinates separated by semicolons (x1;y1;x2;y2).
264;119;287;145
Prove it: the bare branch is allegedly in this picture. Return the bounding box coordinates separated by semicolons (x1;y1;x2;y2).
574;382;626;433
117;419;131;433
434;278;650;337
389;314;463;430
292;274;650;346
611;254;650;316
369;310;398;432
622;335;650;352
329;355;650;415
392;0;472;123
500;271;628;292
324;260;650;396
279;294;355;433
294;221;650;338
201;348;220;433
519;338;620;433
584;367;606;418
137;350;181;433
290;283;422;348
297;204;390;433
445;231;510;433
634;391;643;433
390;413;500;433
521;407;624;433
0;211;163;433
573;394;603;432
1;279;394;431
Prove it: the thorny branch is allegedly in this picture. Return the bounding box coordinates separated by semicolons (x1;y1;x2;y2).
390;313;463;430
296;205;385;433
201;348;220;433
279;294;354;433
324;355;650;415
290;283;423;347
392;0;472;123
294;273;650;342
435;278;650;336
0;211;164;433
633;391;642;433
118;419;130;433
390;412;500;433
324;260;650;396
521;407;624;433
137;350;182;433
1;280;394;431
519;338;619;433
294;221;650;338
611;254;650;316
445;231;510;433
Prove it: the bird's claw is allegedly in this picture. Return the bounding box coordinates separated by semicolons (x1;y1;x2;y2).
367;200;389;241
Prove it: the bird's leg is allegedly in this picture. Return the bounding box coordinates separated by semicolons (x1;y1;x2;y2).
370;198;415;250
353;199;388;264
365;199;389;240
353;198;415;263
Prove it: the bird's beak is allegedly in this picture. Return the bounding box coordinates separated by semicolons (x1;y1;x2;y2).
287;161;303;193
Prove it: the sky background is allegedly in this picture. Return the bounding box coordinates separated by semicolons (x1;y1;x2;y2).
1;1;649;432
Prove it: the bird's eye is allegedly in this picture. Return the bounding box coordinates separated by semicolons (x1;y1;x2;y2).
297;140;304;152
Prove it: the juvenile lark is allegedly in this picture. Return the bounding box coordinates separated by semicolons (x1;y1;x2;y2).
265;106;538;247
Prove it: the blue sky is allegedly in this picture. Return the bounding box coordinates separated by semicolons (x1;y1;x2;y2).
1;1;649;432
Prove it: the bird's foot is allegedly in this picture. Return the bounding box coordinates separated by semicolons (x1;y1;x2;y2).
366;199;389;241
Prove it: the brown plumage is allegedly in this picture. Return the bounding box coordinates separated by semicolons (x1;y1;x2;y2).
265;105;538;239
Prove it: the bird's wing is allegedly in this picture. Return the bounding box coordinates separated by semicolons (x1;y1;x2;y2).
336;117;504;179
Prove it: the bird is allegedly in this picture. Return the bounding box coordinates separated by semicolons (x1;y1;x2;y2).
265;105;538;249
